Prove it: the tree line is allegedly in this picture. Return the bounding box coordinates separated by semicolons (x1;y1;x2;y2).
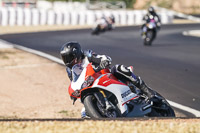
47;0;136;8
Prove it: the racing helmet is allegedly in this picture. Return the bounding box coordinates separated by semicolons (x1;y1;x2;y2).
148;6;155;14
60;41;83;68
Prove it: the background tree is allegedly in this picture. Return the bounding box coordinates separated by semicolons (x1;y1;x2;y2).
46;0;136;8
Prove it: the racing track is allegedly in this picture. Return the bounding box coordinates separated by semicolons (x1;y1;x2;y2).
0;23;200;116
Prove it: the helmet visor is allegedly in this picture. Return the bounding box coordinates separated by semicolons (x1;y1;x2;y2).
62;53;75;65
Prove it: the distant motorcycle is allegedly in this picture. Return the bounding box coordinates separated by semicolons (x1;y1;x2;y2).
68;62;175;118
141;17;158;46
92;17;115;35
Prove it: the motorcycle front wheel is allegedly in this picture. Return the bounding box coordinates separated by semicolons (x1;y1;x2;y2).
144;30;152;46
144;30;157;46
83;95;119;118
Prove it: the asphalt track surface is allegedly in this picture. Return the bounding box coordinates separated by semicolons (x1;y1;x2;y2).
0;23;200;116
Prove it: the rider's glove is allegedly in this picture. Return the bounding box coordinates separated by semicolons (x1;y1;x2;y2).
100;60;111;69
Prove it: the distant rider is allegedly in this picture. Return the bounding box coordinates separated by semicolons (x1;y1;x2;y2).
60;41;158;118
105;15;115;30
96;15;115;31
142;6;161;30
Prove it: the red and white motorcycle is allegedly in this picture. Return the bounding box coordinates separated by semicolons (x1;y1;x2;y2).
68;60;175;118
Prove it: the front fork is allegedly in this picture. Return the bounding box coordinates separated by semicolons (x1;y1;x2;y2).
98;89;112;110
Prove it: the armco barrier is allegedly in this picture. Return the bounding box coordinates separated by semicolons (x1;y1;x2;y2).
0;7;173;26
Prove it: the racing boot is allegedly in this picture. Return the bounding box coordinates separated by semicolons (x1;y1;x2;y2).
81;107;90;119
123;67;156;98
133;76;163;104
135;76;155;98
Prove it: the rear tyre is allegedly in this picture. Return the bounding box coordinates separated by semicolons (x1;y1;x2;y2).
149;91;175;117
150;103;175;117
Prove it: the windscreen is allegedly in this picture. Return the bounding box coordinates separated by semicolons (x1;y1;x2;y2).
71;64;84;82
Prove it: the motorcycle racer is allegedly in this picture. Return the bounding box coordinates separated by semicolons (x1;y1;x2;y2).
60;41;158;118
106;15;115;30
92;15;115;35
98;15;115;30
142;6;161;30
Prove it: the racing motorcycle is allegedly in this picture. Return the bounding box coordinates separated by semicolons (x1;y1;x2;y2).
141;16;158;46
91;17;114;35
68;61;175;118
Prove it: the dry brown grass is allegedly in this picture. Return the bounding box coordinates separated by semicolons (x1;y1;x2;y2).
173;19;199;24
0;48;83;119
0;25;92;35
0;119;200;133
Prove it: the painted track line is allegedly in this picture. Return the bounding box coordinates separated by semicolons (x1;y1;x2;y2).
183;30;200;37
1;39;200;117
167;100;200;117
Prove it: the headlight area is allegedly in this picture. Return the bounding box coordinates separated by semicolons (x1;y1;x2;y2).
81;76;95;89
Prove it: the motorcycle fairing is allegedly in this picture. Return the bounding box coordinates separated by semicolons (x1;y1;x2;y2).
71;67;87;91
148;20;156;29
92;73;139;114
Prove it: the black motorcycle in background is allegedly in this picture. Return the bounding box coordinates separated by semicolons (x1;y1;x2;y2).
141;16;160;46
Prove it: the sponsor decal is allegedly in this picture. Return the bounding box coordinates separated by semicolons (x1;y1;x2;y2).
121;90;131;98
103;79;111;84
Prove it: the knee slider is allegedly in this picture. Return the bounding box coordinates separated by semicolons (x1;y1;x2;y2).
118;65;132;76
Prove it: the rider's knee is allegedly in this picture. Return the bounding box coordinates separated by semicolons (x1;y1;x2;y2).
111;64;132;80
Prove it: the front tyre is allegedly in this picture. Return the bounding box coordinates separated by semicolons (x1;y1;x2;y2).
143;31;152;46
83;95;102;118
83;95;120;118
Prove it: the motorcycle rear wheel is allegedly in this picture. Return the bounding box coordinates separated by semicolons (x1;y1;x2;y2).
149;91;175;117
